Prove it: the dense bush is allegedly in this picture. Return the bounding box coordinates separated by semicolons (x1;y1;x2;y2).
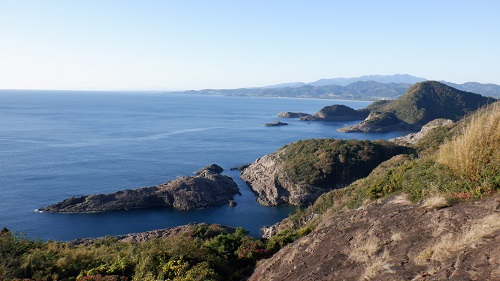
281;138;413;188
0;223;311;281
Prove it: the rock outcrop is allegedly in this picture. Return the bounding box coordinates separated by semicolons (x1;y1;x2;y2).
276;112;311;118
265;121;288;127
250;195;500;281
338;111;415;133
39;164;240;212
240;139;413;206
390;118;454;145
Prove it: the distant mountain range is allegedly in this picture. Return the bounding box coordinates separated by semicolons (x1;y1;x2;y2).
171;74;500;100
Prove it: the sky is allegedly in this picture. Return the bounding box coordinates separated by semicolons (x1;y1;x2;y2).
1;0;499;91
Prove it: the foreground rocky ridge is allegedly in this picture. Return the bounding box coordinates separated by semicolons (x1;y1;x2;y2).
39;164;240;212
241;139;413;206
250;195;500;281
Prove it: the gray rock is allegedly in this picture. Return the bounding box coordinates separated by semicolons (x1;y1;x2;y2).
277;112;311;118
390;118;453;144
265;121;288;127
40;165;239;212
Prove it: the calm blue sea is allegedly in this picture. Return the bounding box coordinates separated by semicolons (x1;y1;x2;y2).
0;90;408;241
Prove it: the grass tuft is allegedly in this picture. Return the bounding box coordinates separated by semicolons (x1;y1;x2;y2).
437;102;500;191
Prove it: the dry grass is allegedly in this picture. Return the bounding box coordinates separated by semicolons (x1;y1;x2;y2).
360;248;393;281
437;101;500;184
349;235;380;263
416;213;500;263
422;196;450;210
390;232;403;242
349;235;394;280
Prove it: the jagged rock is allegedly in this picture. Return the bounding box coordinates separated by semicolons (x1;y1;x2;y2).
265;121;288;127
277;111;311;118
229;164;250;171
390;118;454;144
195;163;224;175
39;165;239;212
338;111;415;132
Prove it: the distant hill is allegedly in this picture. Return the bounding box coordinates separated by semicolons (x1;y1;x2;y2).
442;81;500;98
178;81;411;100
340;81;495;132
170;75;500;100
309;74;426;87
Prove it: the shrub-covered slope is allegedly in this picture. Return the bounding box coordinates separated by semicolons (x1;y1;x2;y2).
241;139;413;206
340;81;494;132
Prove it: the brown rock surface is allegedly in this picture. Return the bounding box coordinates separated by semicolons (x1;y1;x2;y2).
250;195;500;281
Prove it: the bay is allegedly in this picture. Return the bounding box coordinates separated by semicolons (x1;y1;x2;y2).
0;90;408;240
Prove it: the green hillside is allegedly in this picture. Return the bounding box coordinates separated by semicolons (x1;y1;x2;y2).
383;81;493;125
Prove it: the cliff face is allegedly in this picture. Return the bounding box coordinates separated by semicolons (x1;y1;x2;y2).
240;152;325;206
250;195;500;281
39;164;240;212
240;139;413;206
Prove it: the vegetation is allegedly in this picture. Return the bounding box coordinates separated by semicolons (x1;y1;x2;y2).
275;101;499;235
280;139;414;188
2;91;498;280
383;81;493;125
315;104;368;119
437;102;499;188
0;223;312;281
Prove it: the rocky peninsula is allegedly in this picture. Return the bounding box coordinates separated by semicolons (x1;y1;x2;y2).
240;139;413;206
39;164;240;212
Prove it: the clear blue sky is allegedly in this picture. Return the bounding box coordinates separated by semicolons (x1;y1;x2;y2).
1;0;499;90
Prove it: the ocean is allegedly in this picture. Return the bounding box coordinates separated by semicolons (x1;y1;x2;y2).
0;90;408;240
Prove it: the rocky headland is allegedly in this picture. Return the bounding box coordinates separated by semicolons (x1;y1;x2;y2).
339;81;494;133
39;164;240;212
240;139;413;206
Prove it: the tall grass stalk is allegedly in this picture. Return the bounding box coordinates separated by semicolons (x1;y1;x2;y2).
437;102;499;186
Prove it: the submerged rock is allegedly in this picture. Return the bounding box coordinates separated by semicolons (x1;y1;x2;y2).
39;164;240;212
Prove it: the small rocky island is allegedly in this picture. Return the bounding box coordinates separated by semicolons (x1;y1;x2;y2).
39;164;240;212
265;121;288;127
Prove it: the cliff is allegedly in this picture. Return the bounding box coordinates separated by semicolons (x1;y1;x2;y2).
39;164;240;212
